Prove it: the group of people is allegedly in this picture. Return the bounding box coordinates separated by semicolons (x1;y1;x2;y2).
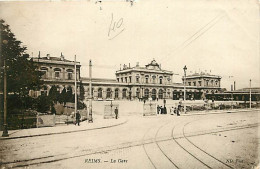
157;105;167;114
169;106;181;116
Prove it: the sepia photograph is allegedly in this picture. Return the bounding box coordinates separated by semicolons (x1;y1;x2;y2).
0;0;259;168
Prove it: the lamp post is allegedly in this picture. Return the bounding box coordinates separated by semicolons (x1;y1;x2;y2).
183;65;187;114
2;59;9;137
88;60;93;123
249;79;252;109
74;55;77;117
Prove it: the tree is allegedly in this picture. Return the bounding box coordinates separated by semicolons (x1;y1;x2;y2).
59;87;67;105
79;82;85;101
0;19;43;112
66;86;73;102
48;85;59;104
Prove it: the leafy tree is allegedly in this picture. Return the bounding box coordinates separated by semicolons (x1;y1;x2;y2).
35;95;50;113
60;87;67;105
51;105;56;114
0;19;43;113
66;86;73;102
48;85;59;104
79;82;85;101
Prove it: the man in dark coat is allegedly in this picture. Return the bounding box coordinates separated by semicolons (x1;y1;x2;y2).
177;104;181;116
75;111;81;126
115;107;119;119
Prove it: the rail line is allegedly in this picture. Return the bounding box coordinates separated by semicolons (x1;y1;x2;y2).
182;120;234;168
171;119;212;168
142;127;158;169
154;122;179;169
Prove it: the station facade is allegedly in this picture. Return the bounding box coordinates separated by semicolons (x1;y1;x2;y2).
31;54;223;100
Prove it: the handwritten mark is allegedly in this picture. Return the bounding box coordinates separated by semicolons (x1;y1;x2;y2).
95;0;102;10
108;13;125;40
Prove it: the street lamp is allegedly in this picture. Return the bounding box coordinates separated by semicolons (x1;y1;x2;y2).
183;65;187;114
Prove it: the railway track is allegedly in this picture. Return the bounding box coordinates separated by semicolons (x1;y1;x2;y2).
1;119;258;168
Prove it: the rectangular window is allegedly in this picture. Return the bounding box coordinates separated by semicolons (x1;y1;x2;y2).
68;72;72;80
55;71;60;78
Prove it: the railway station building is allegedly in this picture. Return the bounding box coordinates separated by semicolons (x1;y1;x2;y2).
30;54;223;100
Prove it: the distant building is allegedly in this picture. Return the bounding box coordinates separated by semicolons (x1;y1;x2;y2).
31;56;223;100
183;72;221;93
29;53;80;97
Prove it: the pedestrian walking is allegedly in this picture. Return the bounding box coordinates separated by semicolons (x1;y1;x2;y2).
115;107;119;119
75;111;81;126
177;104;181;116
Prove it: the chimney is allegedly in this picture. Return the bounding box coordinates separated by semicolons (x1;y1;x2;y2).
47;54;50;59
60;52;64;61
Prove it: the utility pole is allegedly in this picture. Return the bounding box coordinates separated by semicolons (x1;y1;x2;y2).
2;60;9;137
250;79;252;109
88;60;93;123
74;55;77;115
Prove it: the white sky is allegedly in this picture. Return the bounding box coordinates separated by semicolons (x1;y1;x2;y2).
0;0;259;90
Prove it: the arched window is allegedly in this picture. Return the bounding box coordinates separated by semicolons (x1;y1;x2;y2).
98;88;103;98
136;76;140;83
144;89;149;98
122;89;127;98
152;75;156;83
106;88;112;98
115;88;119;99
145;75;149;84
159;89;163;99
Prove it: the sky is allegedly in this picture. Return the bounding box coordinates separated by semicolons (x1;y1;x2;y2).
0;0;259;90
